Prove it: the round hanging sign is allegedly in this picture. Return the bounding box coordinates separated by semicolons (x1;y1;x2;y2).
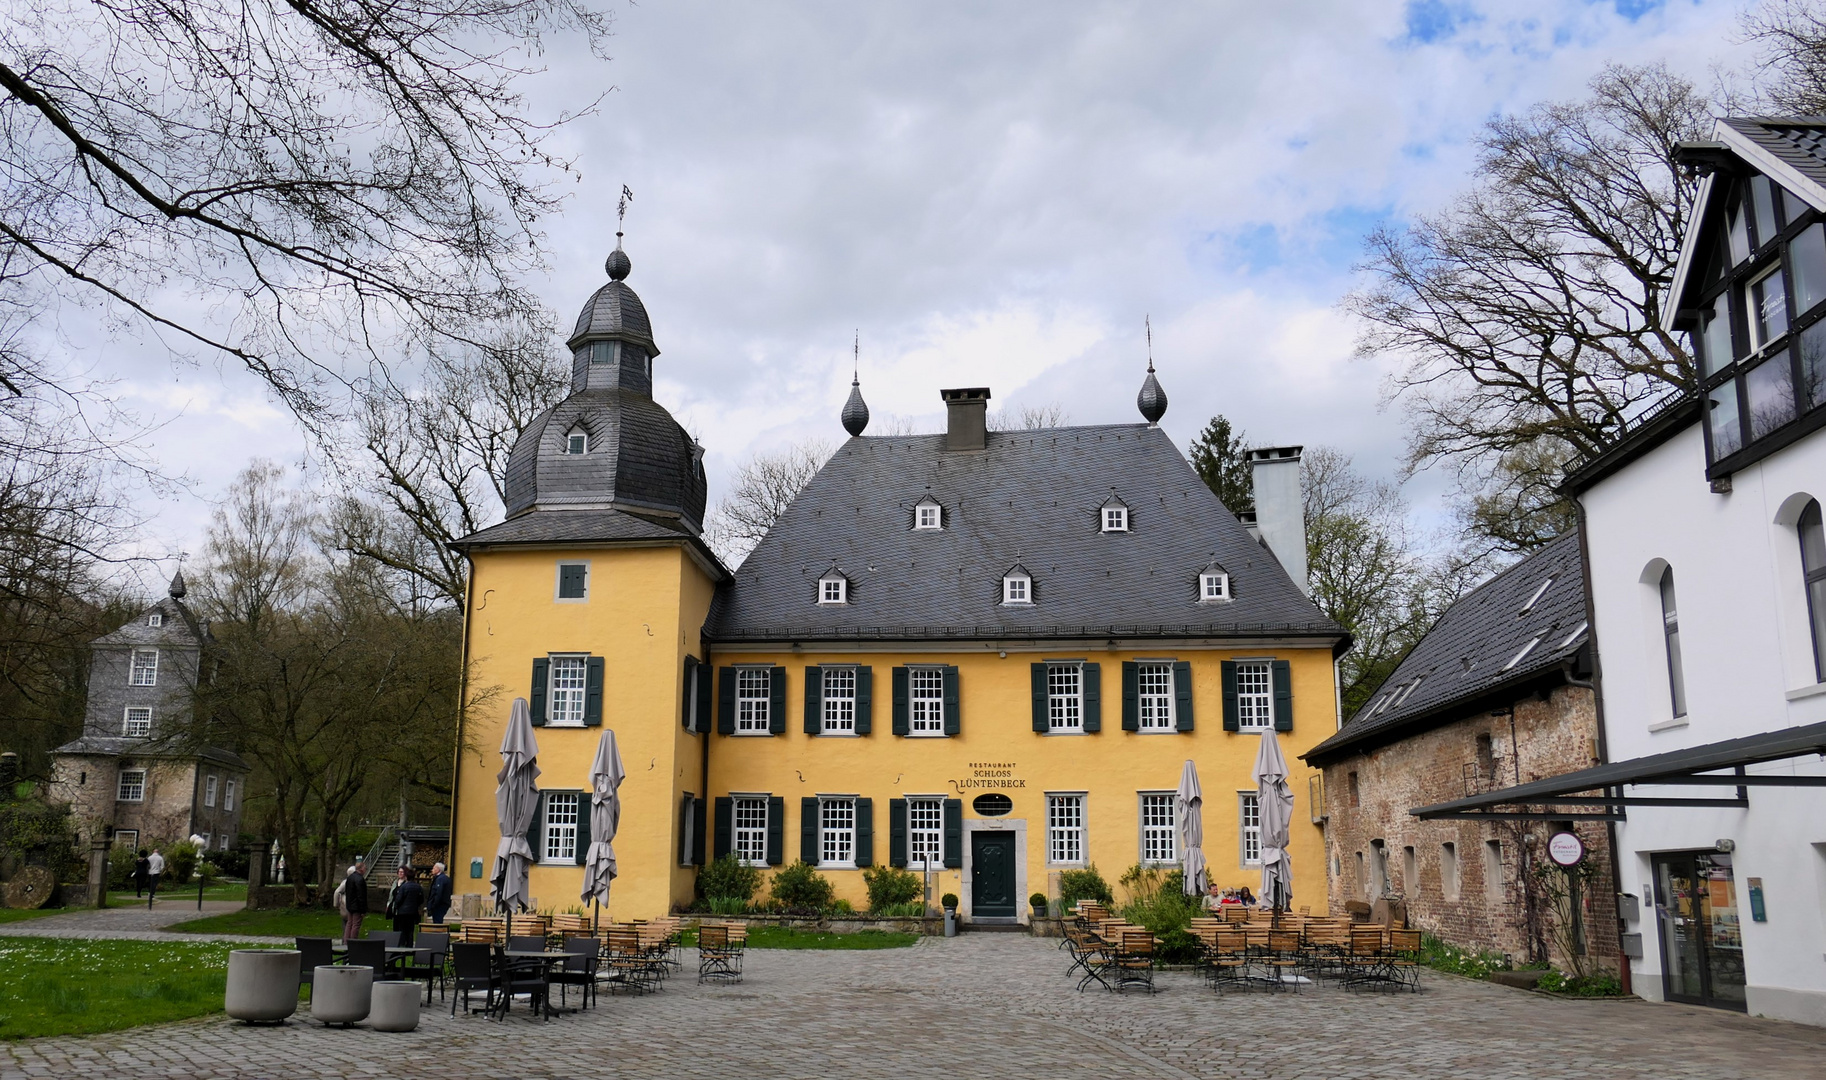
1547;831;1585;868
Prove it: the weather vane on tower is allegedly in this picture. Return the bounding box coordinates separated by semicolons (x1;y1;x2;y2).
616;185;633;247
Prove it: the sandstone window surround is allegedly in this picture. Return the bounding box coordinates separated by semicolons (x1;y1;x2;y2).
129;649;159;686
907;796;945;870
541;791;581;863
1046;793;1085;866
733;796;770;866
1239;791;1260;866
818;796;857;868
1139;791;1177;865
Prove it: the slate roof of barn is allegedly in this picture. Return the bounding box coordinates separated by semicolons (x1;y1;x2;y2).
706;424;1345;644
1303;530;1588;764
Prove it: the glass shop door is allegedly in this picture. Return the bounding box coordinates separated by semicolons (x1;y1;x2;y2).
1653;851;1747;1011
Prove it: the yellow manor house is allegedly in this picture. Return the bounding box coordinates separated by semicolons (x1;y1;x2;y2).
447;242;1348;923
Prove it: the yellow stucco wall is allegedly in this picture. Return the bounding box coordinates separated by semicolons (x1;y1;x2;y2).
451;543;715;921
707;646;1333;918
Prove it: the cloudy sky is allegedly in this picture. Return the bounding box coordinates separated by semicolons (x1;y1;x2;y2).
90;0;1759;581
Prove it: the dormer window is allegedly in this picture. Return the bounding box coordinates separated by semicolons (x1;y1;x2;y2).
819;571;848;605
1199;566;1231;602
1100;498;1129;533
1002;567;1032;605
565;430;588;455
915;499;942;530
147;613;163;627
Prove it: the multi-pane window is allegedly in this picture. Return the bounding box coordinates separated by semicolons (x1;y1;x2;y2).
1047;664;1082;732
204;775;218;808
916;503;941;529
1047;794;1085;865
224;780;236;812
542;792;580;862
1201;572;1229;601
908;798;943;869
548;655;588;725
734;797;769;865
1660;568;1687;718
820;577;846;604
820;798;856;866
1235;661;1273;729
118;770;146;802
123;708;152;737
129;649;159;686
1801;500;1826;682
822;667;856;733
1003;574;1030;604
1103;506;1128;532
1137;663;1175;730
908;668;944;734
566;431;587;454
1140;793;1176;864
737;668;771;733
147;613;163;627
1239;792;1261;865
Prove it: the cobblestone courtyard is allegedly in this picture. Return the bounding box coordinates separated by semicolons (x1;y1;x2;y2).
5;930;1826;1080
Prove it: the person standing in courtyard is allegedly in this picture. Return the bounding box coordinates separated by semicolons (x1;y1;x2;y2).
146;847;165;898
386;866;424;946
426;862;452;925
341;859;368;942
133;849;150;897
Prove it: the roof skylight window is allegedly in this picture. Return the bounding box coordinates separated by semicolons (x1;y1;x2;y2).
1558;621;1589;650
1501;636;1542;672
1519;577;1554;616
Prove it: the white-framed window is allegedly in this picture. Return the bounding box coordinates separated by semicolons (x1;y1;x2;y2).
1659;567;1687;718
819;575;847;605
1235;661;1273;730
908;667;945;735
1047;664;1082;732
547;654;588;726
1139;792;1177;864
915;500;942;530
1102;505;1128;532
821;667;856;734
204;775;218;808
1047;793;1085;865
1239;792;1260;865
129;649;159;687
737;668;772;733
113;829;138;850
734;796;769;866
224;780;236;812
123;707;152;737
1746;262;1789;351
542;791;580;863
1200;571;1230;602
565;430;588;455
819;797;856;867
1137;663;1176;731
219;834;231;851
147;612;163;627
908;797;944;870
118;770;146;802
555;561;589;601
1003;572;1031;605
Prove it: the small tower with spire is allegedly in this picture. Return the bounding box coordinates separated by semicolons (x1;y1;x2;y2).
1137;316;1168;425
841;330;870;436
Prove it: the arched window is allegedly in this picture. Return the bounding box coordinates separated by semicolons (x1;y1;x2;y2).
1659;567;1687;718
1801;499;1826;682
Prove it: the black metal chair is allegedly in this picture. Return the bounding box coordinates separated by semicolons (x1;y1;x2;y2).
295;937;334;1001
551;937;600;1009
343;938;389;978
365;929;402;948
507;935;546;953
450;942;501;1017
399;931;450;1003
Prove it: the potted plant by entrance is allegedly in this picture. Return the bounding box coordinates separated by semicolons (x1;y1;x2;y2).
1030;892;1049;919
941;893;959;937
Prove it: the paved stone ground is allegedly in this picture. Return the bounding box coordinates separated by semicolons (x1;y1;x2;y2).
0;901;285;944
4;933;1825;1079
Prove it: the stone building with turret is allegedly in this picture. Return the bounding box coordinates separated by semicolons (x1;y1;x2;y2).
49;572;249;854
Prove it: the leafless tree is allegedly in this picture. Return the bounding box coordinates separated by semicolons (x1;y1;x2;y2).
1748;1;1826;113
988;402;1070;430
1347;64;1714;554
703;440;834;567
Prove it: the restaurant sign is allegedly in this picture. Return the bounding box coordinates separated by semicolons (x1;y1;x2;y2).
949;761;1025;792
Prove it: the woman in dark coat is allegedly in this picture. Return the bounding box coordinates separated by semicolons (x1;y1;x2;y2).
133;849;151;898
386;866;426;946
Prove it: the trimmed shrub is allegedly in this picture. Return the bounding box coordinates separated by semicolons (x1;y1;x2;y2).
940;892;959;909
769;861;834;911
698;852;763;902
863;865;922;912
164;840;200;886
1058;865;1113;909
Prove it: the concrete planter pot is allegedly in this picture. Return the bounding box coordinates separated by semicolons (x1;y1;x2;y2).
309;965;372;1027
369;981;421;1032
943;910;957;937
224;949;301;1023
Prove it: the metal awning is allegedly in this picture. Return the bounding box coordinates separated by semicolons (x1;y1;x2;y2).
1412;719;1826;821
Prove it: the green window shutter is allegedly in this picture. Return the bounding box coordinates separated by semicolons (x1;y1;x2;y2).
1173;660;1194;732
529;658;549;726
692;797;707;866
1083;662;1102;733
1272;659;1294;732
855;667;873;735
942;665;961;736
854;798;874;867
695;660;714;734
891;667;910;736
800;796;820;864
942;799;963;869
717;667;737;735
575;793;591;865
803;665;824;735
1121;661;1139;731
713;797;733;860
682;656;699;732
888;798;908;867
765;796;784;865
679;795;694;865
1030;663;1048;732
526;793;544;854
584;657;605;726
1221;660;1240;732
769;667;787;735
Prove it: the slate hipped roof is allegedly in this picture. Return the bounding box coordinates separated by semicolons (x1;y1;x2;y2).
1303;531;1588;765
706;424;1344;643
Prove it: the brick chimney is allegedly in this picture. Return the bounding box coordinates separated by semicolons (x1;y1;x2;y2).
941;387;991;451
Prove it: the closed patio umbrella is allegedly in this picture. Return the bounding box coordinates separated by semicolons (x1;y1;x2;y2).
581;728;625;928
491;698;541;924
1176;759;1208;896
1254;728;1295;911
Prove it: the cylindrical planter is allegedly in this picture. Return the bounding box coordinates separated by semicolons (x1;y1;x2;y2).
224;949;301;1023
943;910;957;937
309;965;372;1027
369;981;421;1032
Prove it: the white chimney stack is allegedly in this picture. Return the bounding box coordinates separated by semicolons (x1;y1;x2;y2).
1247;446;1308;596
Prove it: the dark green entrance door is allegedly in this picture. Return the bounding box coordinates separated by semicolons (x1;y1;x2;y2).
970;832;1017;917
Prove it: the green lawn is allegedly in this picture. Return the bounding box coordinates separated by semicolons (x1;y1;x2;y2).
681;925;918;950
165;908;379;938
0;907;79;926
108;880;248;904
0;938;236;1039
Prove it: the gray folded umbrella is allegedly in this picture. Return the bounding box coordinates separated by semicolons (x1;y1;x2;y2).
1254;728;1295;910
1176;759;1208;896
581;728;625;911
490;697;541;916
